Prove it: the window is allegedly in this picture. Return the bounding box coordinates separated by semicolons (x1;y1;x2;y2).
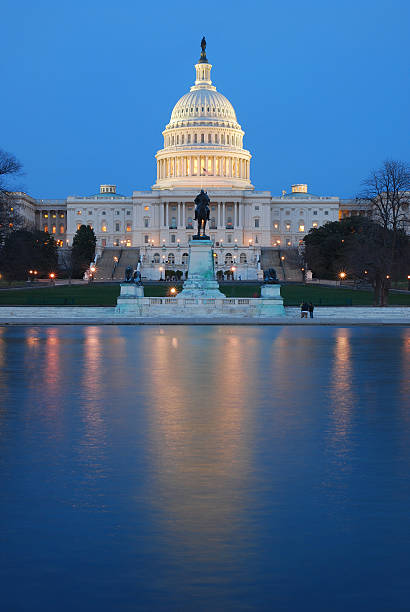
182;253;188;265
325;211;329;215
102;224;107;232
227;234;232;243
76;210;81;215
116;211;120;215
60;213;65;218
171;235;176;243
168;253;175;264
225;253;233;265
144;235;149;244
312;222;318;228
51;213;56;219
208;134;211;143
115;223;120;232
144;218;149;228
255;235;259;244
181;135;184;144
59;224;64;234
126;239;131;247
126;223;132;232
43;213;48;218
240;253;247;264
126;210;131;216
313;210;318;215
255;206;259;210
153;253;160;263
102;211;106;215
273;222;279;230
44;225;49;233
299;224;305;232
170;216;176;228
188;134;191;143
287;240;292;246
286;210;290;215
201;134;204;143
254;218;259;228
286;223;291;230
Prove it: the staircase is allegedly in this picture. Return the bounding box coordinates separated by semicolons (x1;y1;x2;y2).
260;248;284;281
112;248;140;281
94;248;122;281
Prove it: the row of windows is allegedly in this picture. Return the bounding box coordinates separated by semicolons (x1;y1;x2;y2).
43;224;65;234
42;212;65;219
166;132;242;147
281;209;329;216
76;210;132;216
273;221;319;231
151;252;248;265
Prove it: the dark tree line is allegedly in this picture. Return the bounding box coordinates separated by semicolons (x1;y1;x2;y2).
304;160;410;306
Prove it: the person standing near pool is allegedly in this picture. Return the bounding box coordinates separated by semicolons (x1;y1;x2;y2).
308;302;314;318
300;302;309;318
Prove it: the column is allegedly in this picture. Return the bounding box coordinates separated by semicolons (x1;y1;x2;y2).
222;202;225;227
182;202;185;227
165;203;168;227
179;202;182;227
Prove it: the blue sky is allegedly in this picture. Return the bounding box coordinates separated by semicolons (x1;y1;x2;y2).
1;0;409;198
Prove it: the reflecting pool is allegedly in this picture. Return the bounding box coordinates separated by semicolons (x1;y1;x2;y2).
0;326;409;611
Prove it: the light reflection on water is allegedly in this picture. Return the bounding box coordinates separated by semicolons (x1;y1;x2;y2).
0;325;409;611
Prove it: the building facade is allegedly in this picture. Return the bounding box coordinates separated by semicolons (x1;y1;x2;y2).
13;42;360;279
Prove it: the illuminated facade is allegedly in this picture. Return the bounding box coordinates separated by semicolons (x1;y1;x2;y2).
14;43;352;279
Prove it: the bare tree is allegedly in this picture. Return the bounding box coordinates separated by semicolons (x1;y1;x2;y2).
0;149;23;243
359;159;410;232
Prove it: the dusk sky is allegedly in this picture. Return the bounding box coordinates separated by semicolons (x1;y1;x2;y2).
2;0;409;199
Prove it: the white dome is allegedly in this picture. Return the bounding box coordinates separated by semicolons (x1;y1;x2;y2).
169;89;239;128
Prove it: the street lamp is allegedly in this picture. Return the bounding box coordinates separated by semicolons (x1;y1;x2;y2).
159;266;163;281
49;272;56;285
169;287;177;296
407;274;410;291
231;265;236;280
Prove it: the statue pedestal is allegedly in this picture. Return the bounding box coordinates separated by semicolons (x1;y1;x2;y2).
115;283;145;314
178;239;224;298
259;283;285;316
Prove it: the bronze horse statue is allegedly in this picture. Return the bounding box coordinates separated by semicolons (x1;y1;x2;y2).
194;190;210;239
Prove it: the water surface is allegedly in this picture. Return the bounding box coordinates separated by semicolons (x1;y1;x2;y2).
0;325;409;611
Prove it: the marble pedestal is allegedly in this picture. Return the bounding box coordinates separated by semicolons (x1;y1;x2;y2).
177;239;225;298
115;283;144;314
259;284;286;316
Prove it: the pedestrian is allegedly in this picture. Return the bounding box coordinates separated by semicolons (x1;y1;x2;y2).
308;302;314;318
300;301;309;319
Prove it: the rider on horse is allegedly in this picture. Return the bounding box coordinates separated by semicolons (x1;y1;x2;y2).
194;189;210;238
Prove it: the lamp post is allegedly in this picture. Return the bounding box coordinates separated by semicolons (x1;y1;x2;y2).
159;266;163;281
89;265;96;283
408;274;410;291
49;272;56;286
231;266;236;281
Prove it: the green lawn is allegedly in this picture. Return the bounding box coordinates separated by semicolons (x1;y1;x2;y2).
0;282;409;306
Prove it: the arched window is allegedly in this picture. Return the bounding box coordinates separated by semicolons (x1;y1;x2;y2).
168;253;175;264
153;253;160;263
201;134;204;143
208;134;212;143
182;252;189;265
240;253;247;264
225;253;233;265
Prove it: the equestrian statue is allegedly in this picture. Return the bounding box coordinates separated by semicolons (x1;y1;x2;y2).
194;189;210;240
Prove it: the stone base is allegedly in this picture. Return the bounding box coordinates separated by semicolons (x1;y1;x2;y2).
259;283;285;317
178;239;225;299
115;283;145;315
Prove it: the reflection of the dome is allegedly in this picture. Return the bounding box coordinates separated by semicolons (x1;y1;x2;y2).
145;327;258;568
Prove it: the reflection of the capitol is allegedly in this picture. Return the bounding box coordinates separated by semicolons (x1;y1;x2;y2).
145;327;258;568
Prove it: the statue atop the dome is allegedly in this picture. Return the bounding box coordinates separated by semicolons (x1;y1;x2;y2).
193;189;210;240
199;36;208;63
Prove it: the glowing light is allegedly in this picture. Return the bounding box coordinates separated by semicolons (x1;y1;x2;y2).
339;272;346;280
49;273;55;279
170;287;177;295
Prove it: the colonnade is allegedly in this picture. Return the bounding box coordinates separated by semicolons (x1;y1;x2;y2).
157;156;250;181
159;201;244;229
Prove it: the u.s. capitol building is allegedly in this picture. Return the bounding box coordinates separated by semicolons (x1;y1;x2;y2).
16;40;360;280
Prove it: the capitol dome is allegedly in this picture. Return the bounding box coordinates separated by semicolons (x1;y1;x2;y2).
169;89;239;128
153;40;253;191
